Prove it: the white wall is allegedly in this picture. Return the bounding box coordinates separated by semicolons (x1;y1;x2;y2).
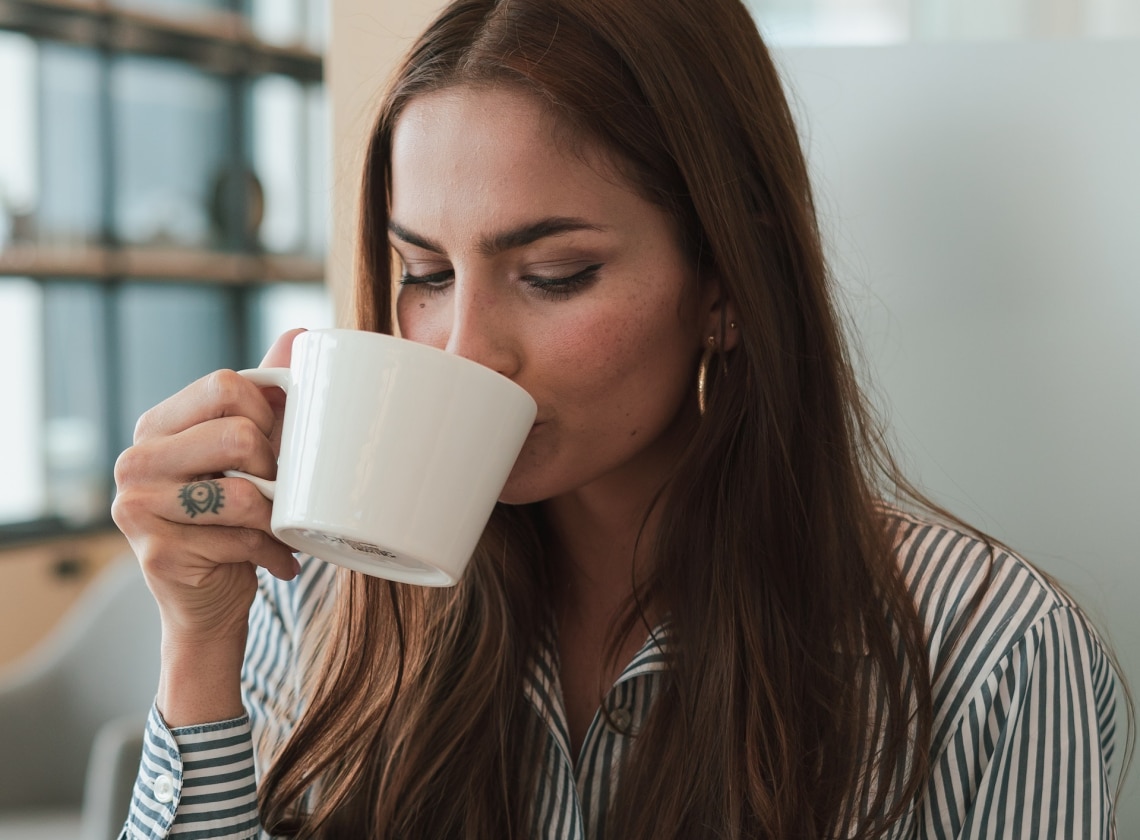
326;0;445;325
778;41;1139;825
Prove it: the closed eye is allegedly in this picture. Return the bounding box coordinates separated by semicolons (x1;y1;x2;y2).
523;263;603;300
398;263;604;300
399;268;455;292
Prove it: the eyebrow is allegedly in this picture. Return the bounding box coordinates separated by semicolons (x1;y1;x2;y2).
387;216;607;257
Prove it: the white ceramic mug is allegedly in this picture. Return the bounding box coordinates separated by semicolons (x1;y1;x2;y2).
224;329;537;586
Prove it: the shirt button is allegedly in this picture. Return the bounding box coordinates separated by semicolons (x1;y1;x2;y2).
152;773;176;803
609;708;633;734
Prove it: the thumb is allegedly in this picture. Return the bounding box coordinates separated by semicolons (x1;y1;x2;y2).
260;328;307;369
258;329;306;452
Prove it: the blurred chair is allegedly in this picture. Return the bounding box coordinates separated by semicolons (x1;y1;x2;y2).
0;555;159;840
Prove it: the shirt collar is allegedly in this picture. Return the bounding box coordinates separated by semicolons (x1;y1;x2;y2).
613;622;672;684
520;620;671;756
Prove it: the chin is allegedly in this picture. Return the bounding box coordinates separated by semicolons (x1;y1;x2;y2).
495;463;562;507
495;440;557;506
496;483;550;507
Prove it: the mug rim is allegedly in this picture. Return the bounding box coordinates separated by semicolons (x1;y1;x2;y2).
297;328;535;406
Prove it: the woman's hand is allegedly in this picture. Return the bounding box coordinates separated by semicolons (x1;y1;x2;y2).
111;329;304;725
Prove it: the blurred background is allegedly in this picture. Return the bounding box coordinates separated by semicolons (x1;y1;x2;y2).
0;0;1135;836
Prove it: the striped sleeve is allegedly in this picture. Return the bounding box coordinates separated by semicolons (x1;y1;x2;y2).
120;558;333;839
122;705;259;839
918;605;1119;839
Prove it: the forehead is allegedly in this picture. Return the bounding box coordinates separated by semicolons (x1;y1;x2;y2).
389;85;636;228
395;84;561;150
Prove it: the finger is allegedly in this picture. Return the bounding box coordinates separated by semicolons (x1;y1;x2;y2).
114;476;269;537
134;369;279;443
260;327;306;368
173;523;300;582
170;477;272;530
142;522;300;583
116;415;279;488
259;329;306;447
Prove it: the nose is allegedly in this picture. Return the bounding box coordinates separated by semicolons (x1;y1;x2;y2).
443;279;521;379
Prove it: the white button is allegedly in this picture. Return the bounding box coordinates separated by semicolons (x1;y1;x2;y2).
152;773;176;803
609;708;633;734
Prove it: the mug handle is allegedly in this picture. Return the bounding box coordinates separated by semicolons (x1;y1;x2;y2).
222;367;291;502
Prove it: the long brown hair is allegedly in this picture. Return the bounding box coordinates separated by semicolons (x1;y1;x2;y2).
261;0;941;836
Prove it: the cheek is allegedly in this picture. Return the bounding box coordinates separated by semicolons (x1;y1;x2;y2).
396;294;449;348
536;309;629;383
545;297;693;414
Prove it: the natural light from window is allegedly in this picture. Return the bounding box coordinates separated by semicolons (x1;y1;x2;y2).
0;35;42;523
746;0;1140;43
0;281;45;522
0;32;36;247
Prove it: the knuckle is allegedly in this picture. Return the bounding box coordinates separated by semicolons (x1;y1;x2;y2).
136;540;177;580
221;415;264;460
235;526;268;554
111;486;154;533
113;445;146;487
133;407;159;443
112;448;132;486
109;489;133;530
206;369;248;414
222;479;259;521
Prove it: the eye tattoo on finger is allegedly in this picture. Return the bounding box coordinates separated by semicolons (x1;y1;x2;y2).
179;480;225;518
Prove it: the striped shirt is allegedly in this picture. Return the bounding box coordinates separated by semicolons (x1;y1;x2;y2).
122;509;1122;839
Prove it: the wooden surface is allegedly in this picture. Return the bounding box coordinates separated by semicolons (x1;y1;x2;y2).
0;530;130;668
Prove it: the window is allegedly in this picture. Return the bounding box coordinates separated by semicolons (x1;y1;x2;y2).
0;280;44;523
0;1;332;537
747;0;1140;44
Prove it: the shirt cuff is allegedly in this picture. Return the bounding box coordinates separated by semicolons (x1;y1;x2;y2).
124;702;259;840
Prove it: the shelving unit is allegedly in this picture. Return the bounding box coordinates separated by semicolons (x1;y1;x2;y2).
0;244;324;283
0;0;330;542
0;0;321;79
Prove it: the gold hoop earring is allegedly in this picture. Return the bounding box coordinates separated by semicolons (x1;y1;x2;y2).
697;335;715;416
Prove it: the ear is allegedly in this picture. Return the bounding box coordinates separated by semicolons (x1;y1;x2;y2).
698;277;740;352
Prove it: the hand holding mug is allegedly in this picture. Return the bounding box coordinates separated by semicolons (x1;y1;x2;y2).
224;329;537;586
112;330;304;643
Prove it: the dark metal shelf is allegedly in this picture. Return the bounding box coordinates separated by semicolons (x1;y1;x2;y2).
0;0;323;81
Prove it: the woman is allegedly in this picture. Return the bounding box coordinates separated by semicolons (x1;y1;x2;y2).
112;0;1128;837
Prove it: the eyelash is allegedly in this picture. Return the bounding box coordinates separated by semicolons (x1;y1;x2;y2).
399;264;604;300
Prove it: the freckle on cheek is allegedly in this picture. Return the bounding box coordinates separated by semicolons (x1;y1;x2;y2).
419;303;426;309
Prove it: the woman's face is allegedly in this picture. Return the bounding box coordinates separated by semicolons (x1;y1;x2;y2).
390;86;720;507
